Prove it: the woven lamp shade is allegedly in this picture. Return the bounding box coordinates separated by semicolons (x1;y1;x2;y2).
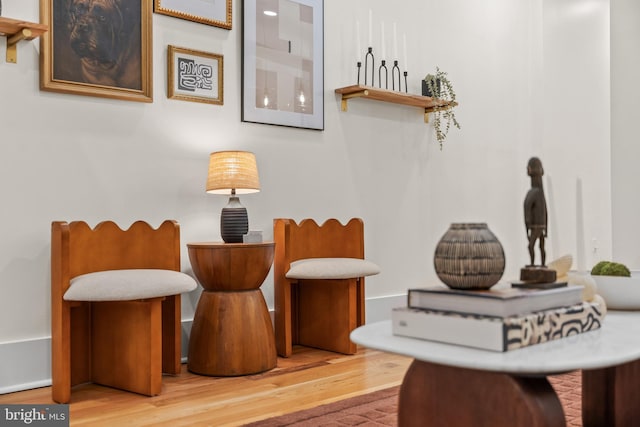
206;151;260;194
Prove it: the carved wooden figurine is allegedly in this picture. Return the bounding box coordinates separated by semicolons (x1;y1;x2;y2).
520;157;557;284
524;157;548;266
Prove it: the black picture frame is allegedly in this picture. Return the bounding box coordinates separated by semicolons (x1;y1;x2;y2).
242;0;324;130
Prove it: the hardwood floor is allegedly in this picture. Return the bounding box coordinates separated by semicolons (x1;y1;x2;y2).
0;347;411;426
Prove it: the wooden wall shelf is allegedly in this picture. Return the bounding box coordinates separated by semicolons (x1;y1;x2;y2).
0;17;49;63
335;85;458;123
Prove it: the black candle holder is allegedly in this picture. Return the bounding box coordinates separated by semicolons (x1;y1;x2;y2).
364;47;375;86
378;60;388;89
356;61;362;85
404;71;408;93
392;60;401;91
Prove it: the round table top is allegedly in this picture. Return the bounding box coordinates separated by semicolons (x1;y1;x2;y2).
187;241;274;249
350;311;640;375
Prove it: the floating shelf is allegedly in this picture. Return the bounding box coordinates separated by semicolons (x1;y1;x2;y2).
0;17;49;63
335;85;458;123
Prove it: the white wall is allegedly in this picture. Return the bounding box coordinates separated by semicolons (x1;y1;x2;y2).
0;0;611;391
611;0;640;268
540;0;611;272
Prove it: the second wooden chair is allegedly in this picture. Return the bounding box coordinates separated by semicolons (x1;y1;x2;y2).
273;218;380;357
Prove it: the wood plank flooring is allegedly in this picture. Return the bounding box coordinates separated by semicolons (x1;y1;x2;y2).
0;347;412;426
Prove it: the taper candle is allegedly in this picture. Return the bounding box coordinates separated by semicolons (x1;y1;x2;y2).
403;34;408;69
393;22;398;60
381;22;386;59
356;20;361;61
368;9;372;47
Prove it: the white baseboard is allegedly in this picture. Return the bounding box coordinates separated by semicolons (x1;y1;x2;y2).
0;320;195;396
0;338;52;395
364;294;407;323
0;294;405;395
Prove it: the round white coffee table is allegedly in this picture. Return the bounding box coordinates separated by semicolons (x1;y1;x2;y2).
351;311;640;427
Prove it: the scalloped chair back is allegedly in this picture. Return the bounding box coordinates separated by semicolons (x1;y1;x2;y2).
273;218;379;357
50;220;196;403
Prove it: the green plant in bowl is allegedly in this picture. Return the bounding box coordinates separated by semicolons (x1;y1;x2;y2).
591;261;631;277
590;261;640;310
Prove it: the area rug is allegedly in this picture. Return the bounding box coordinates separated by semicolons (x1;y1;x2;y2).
245;371;582;426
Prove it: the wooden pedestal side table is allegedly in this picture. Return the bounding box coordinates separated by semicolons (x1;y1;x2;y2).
187;242;276;376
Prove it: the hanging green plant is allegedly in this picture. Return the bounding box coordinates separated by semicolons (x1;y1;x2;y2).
422;67;461;149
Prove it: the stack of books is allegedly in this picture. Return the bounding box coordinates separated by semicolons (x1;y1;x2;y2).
392;283;605;352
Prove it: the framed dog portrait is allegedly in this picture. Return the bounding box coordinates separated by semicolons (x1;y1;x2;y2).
242;0;324;130
168;46;223;105
154;0;232;30
40;0;153;103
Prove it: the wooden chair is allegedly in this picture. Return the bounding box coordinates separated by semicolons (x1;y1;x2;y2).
51;220;197;403
273;218;380;357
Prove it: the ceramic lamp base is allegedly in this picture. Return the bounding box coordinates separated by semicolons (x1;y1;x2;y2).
220;196;248;243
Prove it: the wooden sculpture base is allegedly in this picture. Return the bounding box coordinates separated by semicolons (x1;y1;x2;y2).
520;266;557;284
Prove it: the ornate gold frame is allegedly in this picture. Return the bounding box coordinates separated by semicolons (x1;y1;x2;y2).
39;0;153;103
154;0;232;30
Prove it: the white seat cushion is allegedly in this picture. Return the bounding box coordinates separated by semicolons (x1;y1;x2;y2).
286;258;380;280
64;269;198;301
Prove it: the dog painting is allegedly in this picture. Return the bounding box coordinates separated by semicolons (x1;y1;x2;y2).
48;0;147;93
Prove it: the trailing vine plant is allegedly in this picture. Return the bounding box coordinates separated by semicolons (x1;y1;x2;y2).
423;67;461;149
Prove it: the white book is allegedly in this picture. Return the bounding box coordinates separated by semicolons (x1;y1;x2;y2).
407;283;584;318
391;301;604;352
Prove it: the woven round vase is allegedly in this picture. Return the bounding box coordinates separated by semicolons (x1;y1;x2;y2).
434;223;505;290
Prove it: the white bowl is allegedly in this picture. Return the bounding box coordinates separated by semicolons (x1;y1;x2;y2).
592;271;640;310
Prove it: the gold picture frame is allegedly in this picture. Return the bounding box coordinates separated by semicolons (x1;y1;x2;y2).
168;46;223;105
39;0;153;103
154;0;232;30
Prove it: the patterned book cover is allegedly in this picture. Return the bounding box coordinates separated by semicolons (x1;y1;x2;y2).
392;301;604;352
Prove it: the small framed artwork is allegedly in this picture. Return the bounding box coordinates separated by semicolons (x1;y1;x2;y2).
39;0;153;103
242;0;324;130
154;0;232;30
168;46;223;105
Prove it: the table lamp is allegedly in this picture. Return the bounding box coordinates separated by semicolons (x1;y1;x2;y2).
206;151;260;243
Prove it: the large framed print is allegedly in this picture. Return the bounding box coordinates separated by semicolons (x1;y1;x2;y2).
154;0;232;30
40;0;153;103
168;46;223;105
242;0;324;130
